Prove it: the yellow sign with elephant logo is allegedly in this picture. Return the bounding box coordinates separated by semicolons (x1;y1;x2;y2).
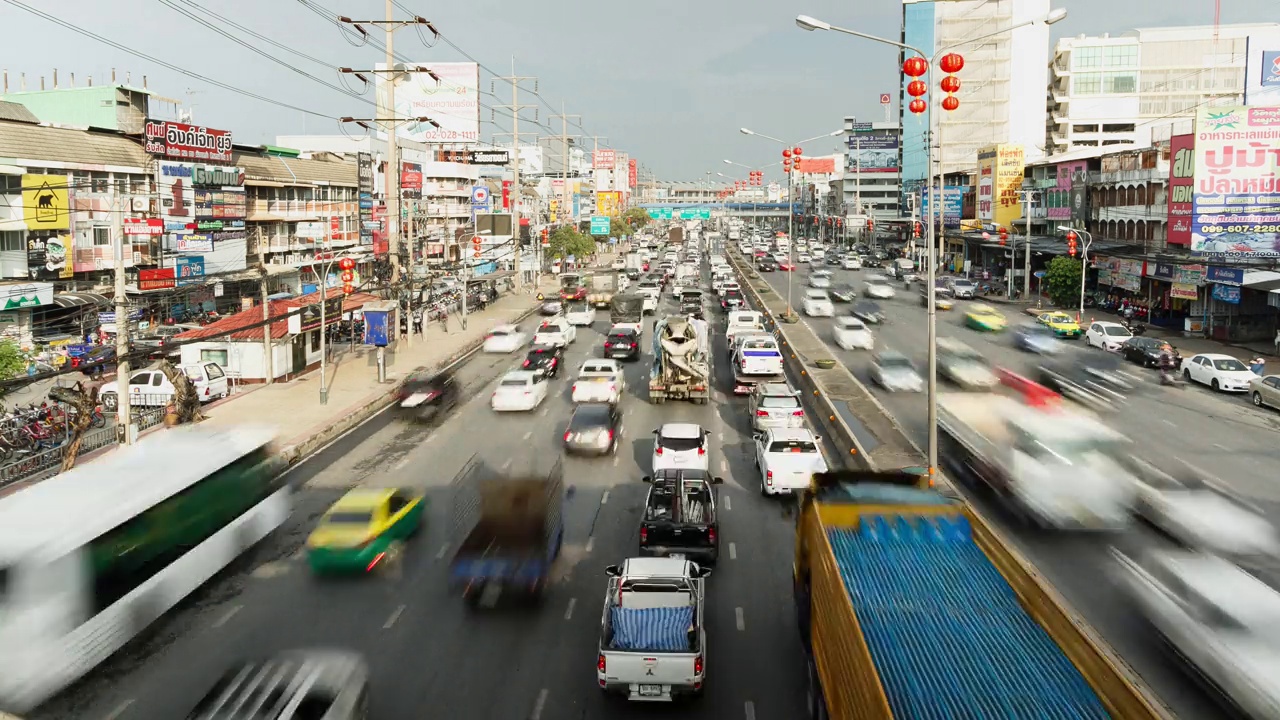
22;174;70;231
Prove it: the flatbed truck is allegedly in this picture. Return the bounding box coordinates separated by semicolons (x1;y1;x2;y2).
793;469;1173;720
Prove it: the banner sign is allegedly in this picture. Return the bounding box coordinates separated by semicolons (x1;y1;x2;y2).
845;136;898;174
629;158;638;188
358;153;374;246
468;150;510;165
124;218;164;235
593;149;616;169
1212;283;1242;303
143;119;233;162
21;174;70;231
918;185;964;228
1167;134;1194;246
381;62;480;144
175;256;205;287
1191;105;1280;258
401;162;423;199
139;267;176;291
1206;265;1245;285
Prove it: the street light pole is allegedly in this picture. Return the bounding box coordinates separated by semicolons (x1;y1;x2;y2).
1059;225;1093;322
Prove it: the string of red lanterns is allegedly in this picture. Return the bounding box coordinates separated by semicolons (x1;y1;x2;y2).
903;52;965;115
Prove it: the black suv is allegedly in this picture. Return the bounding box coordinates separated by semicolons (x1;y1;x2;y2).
638;469;724;565
756;257;778;272
522;344;564;378
604;328;641;361
396;369;461;422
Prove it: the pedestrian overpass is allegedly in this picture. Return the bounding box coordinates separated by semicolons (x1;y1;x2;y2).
638;202;798;220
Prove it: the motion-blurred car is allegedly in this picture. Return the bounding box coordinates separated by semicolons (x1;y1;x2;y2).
870;351;923;392
482;324;528;353
863;275;895;299
841;256;862;270
946;277;977;299
396;369;460;422
564;303;596;327
778;262;797;271
936;338;998;390
756;257;779;271
572;359;625;404
491;371;550;412
538;299;563;316
832;315;874;350
1011;323;1062;354
522;344;564;378
919;287;954;310
532;317;577;347
808;271;832;289
1036;352;1139;411
1120;336;1177;368
1250;374;1280;409
563;402;622;456
604;327;641;361
829;284;856;303
802;289;835;317
1181;353;1256;392
964;303;1007;332
307;489;424;574
1036;311;1082;339
851;301;886;325
1084;320;1133;351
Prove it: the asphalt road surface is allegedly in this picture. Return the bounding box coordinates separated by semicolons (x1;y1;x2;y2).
756;255;1280;720
33;289;808;720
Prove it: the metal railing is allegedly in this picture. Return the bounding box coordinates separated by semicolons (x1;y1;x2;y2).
0;401;169;488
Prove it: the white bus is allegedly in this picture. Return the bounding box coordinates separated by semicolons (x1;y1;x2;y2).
0;424;288;713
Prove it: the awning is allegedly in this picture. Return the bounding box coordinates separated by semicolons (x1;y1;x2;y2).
52;292;111;308
1243;270;1280;292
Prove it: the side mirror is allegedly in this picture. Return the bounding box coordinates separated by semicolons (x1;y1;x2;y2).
642;475;652;483
652;429;659;434
693;565;712;578
814;435;822;442
712;476;725;485
605;564;621;577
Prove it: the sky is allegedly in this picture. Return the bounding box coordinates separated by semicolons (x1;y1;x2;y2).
0;0;1275;182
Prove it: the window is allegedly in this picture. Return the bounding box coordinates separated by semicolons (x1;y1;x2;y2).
93;227;111;247
324;510;374;524
85;447;279;613
1104;44;1138;68
310;328;320;353
0;231;22;253
200;348;229;367
387;493;408;514
769;440;817;453
204;363;225;379
658;435;703;452
1104;72;1137;94
1072;46;1102;69
1073;73;1102;95
150;373;165;387
761;395;800;409
0;175;21;194
90;172;110;194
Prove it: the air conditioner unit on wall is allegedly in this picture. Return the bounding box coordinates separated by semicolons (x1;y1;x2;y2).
131;197;146;212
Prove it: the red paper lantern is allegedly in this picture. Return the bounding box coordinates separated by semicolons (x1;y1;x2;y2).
940;75;961;93
941;95;960;112
902;56;929;77
906;80;928;98
782;148;792;158
908;98;927;114
793;147;803;156
1066;230;1078;242
342;283;354;294
939;53;965;74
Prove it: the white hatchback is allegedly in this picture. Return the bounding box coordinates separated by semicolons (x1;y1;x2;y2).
651;422;710;473
564;304;596;327
482;324;528;353
490;371;550;412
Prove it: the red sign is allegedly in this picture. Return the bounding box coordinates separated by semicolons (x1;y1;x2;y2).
593;149;617;169
1167;134;1194;247
628;159;638;189
142;119;233;162
330;216;341;234
502;180;512;210
123;218;164;236
401;163;423;194
139;267;176;291
795;158;836;174
880;93;892;104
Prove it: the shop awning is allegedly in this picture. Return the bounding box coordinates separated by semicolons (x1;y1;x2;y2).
52;292;110;308
1243;270;1280;292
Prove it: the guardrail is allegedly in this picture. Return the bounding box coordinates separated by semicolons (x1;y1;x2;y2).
0;402;167;488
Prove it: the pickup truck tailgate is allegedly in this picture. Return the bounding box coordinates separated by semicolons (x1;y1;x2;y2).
601;652;700;698
572;376;617;402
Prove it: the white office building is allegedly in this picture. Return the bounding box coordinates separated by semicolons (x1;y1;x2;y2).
1047;23;1280;154
842;118;902;222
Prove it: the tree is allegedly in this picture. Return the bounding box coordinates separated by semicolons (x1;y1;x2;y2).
0;340;26;383
622;208;651;230
1043;256;1083;308
547;226;595;259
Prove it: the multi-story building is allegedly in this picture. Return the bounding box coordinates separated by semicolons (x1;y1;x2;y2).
1046;23;1280;153
900;0;1053;185
842;118;902;223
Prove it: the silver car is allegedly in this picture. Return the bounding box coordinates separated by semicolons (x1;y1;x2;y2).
870;351;923;392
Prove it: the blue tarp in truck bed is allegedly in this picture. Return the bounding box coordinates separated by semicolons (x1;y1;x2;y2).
610;607;694;652
829;515;1109;720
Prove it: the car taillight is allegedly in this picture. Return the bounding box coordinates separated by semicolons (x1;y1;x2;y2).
522;360;530;368
549;358;557;366
572;383;578;393
639;525;648;544
631;342;638;349
697;446;706;456
598;654;607;672
756;410;769;417
655;446;663;456
793;410;804;416
564;430;572;442
608;384;617;393
607;429;614;443
694;655;703;675
707;527;716;544
766;470;773;483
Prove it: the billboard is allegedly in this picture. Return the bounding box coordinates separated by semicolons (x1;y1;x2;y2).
629;158;638;188
1167;134;1194;247
143;119;233;163
919;186;964;228
401;162;423;199
845;136;898;173
1244;31;1280;105
593;149;616;170
977;144;1024;228
1192;105;1280;258
21;174;69;231
381;62;480;144
597;191;621;217
358;153;374;246
795;158;836;174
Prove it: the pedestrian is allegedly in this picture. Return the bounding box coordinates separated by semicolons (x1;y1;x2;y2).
441;306;450;334
1249;357;1266;376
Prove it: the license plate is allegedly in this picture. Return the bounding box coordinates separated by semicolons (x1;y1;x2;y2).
638;685;663;697
614;343;630;348
401;393;429;408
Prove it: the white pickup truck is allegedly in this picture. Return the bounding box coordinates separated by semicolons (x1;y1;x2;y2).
938;372;1137;530
597;557;710;701
572;359;625;404
532;318;577;348
725;311;765;352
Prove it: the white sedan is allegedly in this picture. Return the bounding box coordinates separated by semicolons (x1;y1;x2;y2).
802;289;835;317
1181;353;1256;392
797;253;811;263
870;351;924;392
564;304;596;327
863;276;896;299
808;272;832;289
1084;321;1132;352
532;318;577;347
841;257;862;271
490;371;550;412
753;428;828;496
482;324;528;353
832;315;874;350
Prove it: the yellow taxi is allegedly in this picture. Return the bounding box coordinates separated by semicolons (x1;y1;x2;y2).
1036;311;1082;338
964;303;1007;332
307;488;424;574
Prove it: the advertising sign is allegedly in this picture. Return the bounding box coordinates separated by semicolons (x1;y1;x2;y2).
1245;32;1280;106
1191;105;1280;258
158;161;195;234
139;268;176;291
471;185;490;207
845;136;898;174
590;216;611;236
1167;134;1195;246
593;149;616;170
1212;283;1242;304
795;158;836;174
124;218;164;235
994;144;1025;229
380;62;480;144
25;233;69;280
879;93;892;104
22;174;69;231
296;221;328;239
597;191;621;217
401;162;423;199
977;149;995;223
358;153;374;246
0;282;52;310
629;158;638;189
143;119;233;163
175;256;205;287
1206;265;1245;286
919;186;964;228
1048;161;1087;221
468;150;509;165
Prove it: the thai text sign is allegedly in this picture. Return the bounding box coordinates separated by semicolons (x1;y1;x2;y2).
1191;105;1280;258
1167;134;1195;246
143;119;233;162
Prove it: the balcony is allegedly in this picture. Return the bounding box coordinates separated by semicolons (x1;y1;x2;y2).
1093;204;1166;222
1087;168;1163;184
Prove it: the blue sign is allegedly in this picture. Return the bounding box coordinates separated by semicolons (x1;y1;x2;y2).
1206;265;1244;286
1149;263;1175;280
175;256;205;287
919;186;964;228
471;186;490;205
1034;271;1046;279
590;215;611;236
1211;283;1242;304
1263;51;1280;87
362;309;393;347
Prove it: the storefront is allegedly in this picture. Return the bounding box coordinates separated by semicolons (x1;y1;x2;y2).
1142;262;1204;329
1186;266;1279;341
0;281;54;347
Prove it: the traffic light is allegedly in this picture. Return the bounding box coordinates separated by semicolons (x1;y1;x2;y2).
998;227;1008;245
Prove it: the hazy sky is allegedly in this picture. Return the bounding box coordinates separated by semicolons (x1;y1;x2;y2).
0;0;1274;180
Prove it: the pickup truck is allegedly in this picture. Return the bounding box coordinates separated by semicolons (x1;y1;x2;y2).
732;335;785;395
725;311;765;350
532;318;577;348
638;469;723;565
572;359;625;404
597;557;710;701
448;457;565;607
938;370;1138;530
796;469;1172;720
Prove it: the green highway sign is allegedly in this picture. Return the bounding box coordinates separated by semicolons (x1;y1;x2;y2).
677;208;711;220
590;215;611;236
647;208;673;220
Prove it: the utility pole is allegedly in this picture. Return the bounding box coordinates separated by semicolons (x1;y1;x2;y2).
113;222;132;444
257;230;273;385
338;8;436;347
551;105;581;230
1019;189;1038;300
491;62;539;289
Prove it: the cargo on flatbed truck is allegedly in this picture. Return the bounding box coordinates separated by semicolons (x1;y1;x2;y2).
793;469;1172;720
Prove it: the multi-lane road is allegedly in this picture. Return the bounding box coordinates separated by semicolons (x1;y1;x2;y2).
754;254;1280;720
33;289;808;720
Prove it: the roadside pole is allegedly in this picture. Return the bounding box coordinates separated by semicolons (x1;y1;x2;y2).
112;230;132;444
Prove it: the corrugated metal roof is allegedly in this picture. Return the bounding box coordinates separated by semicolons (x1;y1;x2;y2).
0;102;39;124
174;289;379;342
0;119;149;167
232;151;357;187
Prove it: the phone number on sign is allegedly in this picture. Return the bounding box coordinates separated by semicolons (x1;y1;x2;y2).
1198;224;1280;234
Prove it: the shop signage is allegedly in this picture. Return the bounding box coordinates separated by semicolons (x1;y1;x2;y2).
26;233;69;281
468;150;510;165
0;282;53;310
401;162;423;199
294;295;345;333
139;267;176;291
143;119;233;163
98;309;145;323
1191;105;1280;258
1205;265;1244;286
1173;264;1205;284
357;153;374;246
175;256;205;286
592;149;616;169
177;236;214;252
296;221;327;239
1171;283;1199;300
192;166;244;187
124;218;164;235
1167;134;1194;246
21;174;70;231
1211;284;1242;304
1148;263;1175;280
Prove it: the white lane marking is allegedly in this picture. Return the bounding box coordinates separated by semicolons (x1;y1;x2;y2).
744;700;757;720
724;495;732;511
735;607;746;631
729;542;737;560
585;536;595;553
564;597;577;620
523;430;533;440
394;455;412;470
383;604;405;629
612;455;620;467
540;407;549;416
435;543;449;560
104;699;135;720
718;431;725;442
212;605;241;628
1213;443;1229;451
720;459;728;473
1162;419;1176;426
501;458;513;471
600;490;610;505
531;689;550;720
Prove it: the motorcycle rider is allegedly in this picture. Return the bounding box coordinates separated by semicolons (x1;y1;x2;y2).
1157;343;1179;384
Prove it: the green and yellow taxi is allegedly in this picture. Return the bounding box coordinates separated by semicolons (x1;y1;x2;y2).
964;303;1007;332
1036;311;1082;338
307;488;424;574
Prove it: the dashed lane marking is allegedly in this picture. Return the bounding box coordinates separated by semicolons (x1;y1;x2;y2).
501;458;513;471
744;700;757;720
585;536;595;553
564;598;577;620
540;407;549;417
103;699;134;720
523;430;533;440
394;455;412;471
383;604;405;629
600;490;610;505
735;607;746;631
720;459;728;473
729;542;737;560
435;543;450;560
724;496;732;511
212;605;241;628
531;689;550;720
612;455;620;467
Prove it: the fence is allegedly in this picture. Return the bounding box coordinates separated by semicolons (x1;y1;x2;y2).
0;399;169;488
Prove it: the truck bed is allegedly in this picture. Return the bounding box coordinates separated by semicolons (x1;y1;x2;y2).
829;516;1106;719
937;392;1018;446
